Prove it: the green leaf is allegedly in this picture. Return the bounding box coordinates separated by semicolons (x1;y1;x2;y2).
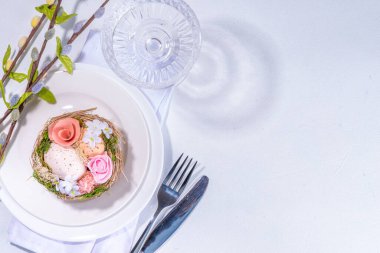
56;36;62;57
2;45;11;72
35;4;56;20
36;5;76;25
27;62;38;82
38;87;56;104
0;80;10;108
59;55;73;74
56;12;77;25
9;72;28;83
11;92;32;109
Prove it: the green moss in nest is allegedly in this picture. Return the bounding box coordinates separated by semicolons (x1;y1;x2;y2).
36;131;51;169
36;131;51;157
102;133;118;161
33;170;59;194
78;185;108;200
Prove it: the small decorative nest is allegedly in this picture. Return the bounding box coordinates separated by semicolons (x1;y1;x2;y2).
31;108;124;201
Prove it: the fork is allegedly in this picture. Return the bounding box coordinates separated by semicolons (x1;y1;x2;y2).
130;154;197;253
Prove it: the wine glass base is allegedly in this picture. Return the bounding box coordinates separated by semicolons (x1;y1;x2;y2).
102;0;201;89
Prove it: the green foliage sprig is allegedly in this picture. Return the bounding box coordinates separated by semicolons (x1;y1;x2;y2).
0;0;110;162
35;4;77;25
56;36;73;74
2;46;28;83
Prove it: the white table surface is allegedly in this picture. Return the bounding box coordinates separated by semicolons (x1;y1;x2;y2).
2;0;380;252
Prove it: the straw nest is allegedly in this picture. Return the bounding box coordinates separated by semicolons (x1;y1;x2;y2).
31;108;124;201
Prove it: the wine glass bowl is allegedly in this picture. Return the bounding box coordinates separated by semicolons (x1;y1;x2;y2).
102;0;202;89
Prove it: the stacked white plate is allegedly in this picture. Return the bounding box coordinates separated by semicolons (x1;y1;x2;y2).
0;64;164;241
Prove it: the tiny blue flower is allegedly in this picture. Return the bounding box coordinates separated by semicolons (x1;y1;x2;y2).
82;131;102;149
57;178;81;197
85;119;103;135
32;82;45;94
94;7;105;19
73;20;85;33
69;184;81;197
61;44;72;56
101;122;113;139
9;94;20;107
57;180;72;195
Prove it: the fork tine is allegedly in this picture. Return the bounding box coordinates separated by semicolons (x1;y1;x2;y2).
178;161;197;194
174;158;193;190
168;156;189;187
163;153;184;184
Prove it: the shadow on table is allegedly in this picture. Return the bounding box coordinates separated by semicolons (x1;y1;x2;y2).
131;18;282;243
174;18;281;131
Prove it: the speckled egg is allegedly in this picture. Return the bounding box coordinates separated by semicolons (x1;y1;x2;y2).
78;129;105;158
44;143;86;180
78;142;105;158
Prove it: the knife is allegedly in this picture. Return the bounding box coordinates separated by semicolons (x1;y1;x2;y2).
141;175;209;253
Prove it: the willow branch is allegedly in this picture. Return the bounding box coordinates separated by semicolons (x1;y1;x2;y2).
0;0;62;157
32;0;110;86
0;0;110;158
1;16;46;85
27;0;62;89
1;109;20;156
0;1;62;126
68;0;110;44
2;2;56;86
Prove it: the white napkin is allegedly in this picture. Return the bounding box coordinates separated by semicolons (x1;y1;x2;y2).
7;30;172;253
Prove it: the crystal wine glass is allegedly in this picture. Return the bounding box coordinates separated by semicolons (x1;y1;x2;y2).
102;0;202;89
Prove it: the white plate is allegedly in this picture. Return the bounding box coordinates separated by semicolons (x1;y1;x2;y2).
0;64;163;241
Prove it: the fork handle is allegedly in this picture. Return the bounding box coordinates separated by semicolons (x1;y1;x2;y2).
130;208;161;253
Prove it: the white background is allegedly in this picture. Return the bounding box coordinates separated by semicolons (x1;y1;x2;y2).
2;0;380;252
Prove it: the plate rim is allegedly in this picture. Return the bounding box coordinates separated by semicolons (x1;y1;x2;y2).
0;63;164;242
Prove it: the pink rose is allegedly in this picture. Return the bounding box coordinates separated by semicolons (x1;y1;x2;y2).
48;117;80;147
78;171;96;194
87;153;113;184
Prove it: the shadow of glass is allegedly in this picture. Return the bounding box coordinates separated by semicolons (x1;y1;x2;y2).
61;0;84;42
174;19;281;130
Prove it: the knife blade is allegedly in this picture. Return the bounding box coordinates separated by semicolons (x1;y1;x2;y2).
141;175;209;253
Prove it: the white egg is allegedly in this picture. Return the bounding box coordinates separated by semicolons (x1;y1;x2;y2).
44;143;86;181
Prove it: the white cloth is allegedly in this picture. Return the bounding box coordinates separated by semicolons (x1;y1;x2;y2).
7;30;171;253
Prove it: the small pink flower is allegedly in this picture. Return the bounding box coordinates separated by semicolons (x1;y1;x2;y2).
48;117;80;147
87;153;113;184
77;171;96;194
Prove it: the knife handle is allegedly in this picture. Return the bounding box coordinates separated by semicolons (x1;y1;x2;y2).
141;176;209;253
130;208;161;253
